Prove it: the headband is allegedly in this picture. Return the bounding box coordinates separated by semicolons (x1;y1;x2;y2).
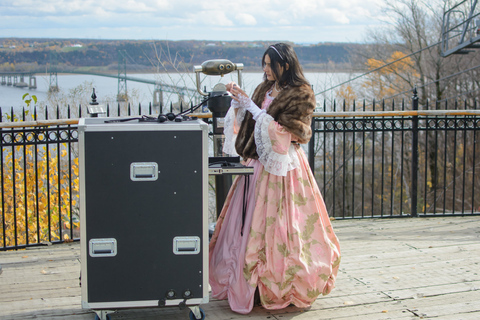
269;45;284;60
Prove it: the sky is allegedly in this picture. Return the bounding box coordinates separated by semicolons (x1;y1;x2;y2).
0;0;387;43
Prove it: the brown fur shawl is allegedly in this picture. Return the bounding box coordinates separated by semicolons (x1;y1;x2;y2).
235;81;316;160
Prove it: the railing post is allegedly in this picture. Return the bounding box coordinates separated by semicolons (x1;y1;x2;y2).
309;119;315;172
411;87;419;217
309;84;315;172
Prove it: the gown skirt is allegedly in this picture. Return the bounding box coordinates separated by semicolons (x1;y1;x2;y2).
209;145;341;314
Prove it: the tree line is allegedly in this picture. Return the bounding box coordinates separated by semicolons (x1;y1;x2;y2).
335;0;480;105
0;38;361;73
318;0;480;218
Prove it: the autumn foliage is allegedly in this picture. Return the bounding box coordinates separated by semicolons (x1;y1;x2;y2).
0;142;79;248
362;51;419;99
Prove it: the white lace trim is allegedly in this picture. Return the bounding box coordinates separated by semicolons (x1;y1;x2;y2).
223;106;239;156
236;93;252;109
254;113;300;177
235;107;247;124
237;94;264;120
230;98;241;109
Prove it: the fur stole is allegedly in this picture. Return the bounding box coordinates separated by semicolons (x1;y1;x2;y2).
235;81;316;160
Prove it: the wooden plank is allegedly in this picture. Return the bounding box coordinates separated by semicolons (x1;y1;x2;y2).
385;280;480;301
1;296;83;316
1;216;480;320
399;290;480;318
265;302;414;320
0;282;79;302
3;310;92;320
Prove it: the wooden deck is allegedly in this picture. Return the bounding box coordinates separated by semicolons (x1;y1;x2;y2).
1;216;479;320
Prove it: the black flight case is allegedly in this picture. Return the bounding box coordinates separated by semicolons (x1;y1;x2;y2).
79;117;209;320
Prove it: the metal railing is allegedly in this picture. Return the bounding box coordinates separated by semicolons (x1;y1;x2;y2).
1;109;79;250
0;101;199;251
309;91;480;219
1;92;480;250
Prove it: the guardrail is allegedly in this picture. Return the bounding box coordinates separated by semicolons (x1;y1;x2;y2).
1;94;479;250
310;108;480;219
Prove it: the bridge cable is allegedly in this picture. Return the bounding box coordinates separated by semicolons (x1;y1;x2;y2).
381;63;480;101
315;41;442;96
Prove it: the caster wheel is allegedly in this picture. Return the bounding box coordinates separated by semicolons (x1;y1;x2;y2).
189;307;205;320
95;314;111;320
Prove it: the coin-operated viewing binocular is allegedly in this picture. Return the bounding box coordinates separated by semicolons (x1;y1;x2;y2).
194;60;245;217
194;59;244;137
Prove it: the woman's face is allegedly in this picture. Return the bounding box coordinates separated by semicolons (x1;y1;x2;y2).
263;54;283;81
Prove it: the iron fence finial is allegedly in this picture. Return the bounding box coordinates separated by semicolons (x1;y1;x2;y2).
90;88;98;105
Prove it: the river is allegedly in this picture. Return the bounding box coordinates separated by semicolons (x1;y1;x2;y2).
0;71;353;112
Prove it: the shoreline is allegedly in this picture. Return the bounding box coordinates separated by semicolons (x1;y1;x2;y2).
1;68;365;76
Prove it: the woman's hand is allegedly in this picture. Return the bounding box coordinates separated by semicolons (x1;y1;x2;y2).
226;82;248;102
225;82;236;92
226;82;265;121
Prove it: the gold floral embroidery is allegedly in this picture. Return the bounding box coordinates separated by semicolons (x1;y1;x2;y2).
260;294;275;305
244;261;257;281
277;243;290;257
285;265;302;277
259;247;267;263
307;288;321;299
260;276;272;289
266;216;276;227
302;213;319;240
300;242;313;266
292;192;308;206
297;176;310;187
319;273;330;281
332;256;341;269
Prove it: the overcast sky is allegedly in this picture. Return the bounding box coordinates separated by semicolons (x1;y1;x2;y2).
1;0;387;43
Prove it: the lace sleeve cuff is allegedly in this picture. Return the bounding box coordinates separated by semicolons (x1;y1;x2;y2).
223;106;239;156
254;113;300;176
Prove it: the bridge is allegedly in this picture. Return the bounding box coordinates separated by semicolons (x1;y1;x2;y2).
61;70;200;105
0;72;37;89
0;69;200;107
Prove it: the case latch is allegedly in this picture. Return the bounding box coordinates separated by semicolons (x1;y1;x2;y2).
89;238;117;257
130;162;158;181
173;236;201;255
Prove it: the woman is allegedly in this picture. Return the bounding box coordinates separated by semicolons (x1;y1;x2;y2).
209;43;340;314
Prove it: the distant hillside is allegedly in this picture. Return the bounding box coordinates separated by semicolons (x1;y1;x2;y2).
0;38;363;72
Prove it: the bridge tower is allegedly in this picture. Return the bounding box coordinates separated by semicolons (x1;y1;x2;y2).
117;50;128;102
15;75;28;88
48;51;59;92
29;75;37;89
153;83;164;113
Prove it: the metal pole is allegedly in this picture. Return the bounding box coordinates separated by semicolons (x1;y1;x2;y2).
411;87;419;217
308;119;315;172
